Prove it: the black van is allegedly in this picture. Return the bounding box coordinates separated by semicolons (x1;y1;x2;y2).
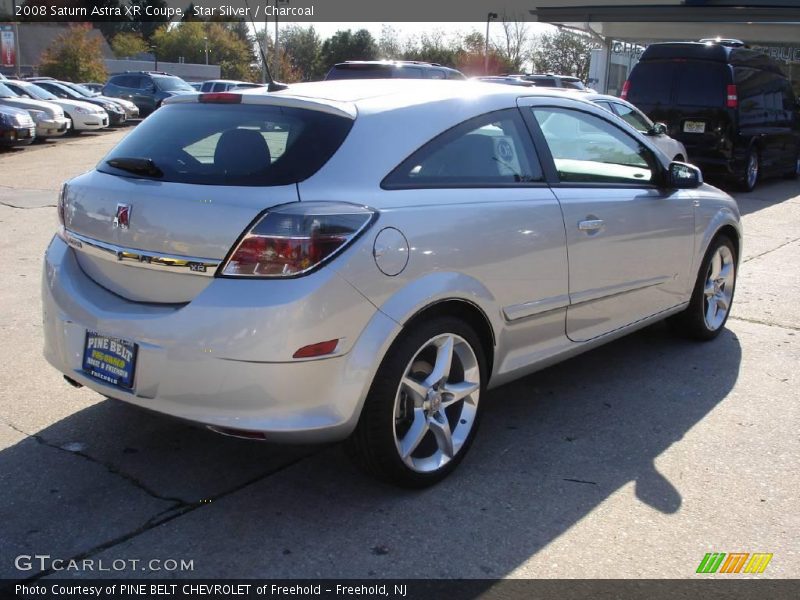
623;41;800;191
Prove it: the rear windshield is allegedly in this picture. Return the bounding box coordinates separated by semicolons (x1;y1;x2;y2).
98;103;354;186
325;65;394;80
627;61;675;106
675;62;727;107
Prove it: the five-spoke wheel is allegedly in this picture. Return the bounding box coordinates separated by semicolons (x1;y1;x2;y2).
346;316;486;488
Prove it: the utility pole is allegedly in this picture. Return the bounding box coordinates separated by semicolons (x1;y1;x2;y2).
484;12;498;75
11;0;21;77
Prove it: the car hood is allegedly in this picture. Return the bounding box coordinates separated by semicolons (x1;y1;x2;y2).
52;98;104;112
0;97;63;117
0;104;31;118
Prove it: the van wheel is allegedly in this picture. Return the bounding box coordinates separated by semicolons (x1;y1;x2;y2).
669;235;737;341
737;148;759;192
345;317;486;488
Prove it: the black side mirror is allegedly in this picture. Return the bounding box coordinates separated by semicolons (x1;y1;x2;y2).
648;122;667;136
668;161;703;189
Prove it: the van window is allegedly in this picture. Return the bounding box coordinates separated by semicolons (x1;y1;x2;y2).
627;61;675;106
675;62;727;107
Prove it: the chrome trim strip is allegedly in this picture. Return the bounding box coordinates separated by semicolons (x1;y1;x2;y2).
569;275;671;306
64;230;220;277
503;294;570;321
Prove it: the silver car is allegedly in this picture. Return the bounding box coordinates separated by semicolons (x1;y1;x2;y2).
42;81;741;487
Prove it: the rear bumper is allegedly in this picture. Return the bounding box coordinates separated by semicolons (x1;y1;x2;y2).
42;235;394;442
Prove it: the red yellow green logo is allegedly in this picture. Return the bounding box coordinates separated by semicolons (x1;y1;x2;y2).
696;552;773;574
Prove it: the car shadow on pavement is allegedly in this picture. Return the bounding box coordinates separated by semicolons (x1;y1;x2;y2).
0;322;741;581
728;179;799;216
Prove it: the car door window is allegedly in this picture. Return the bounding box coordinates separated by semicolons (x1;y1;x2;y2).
383;109;542;188
609;102;652;133
532;107;657;185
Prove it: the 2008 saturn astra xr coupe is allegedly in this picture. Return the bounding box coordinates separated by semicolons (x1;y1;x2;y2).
43;80;741;487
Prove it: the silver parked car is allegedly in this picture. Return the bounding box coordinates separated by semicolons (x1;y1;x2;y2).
43;81;741;487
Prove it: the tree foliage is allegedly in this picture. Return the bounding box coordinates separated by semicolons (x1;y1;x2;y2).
319;29;378;74
279;25;322;82
38;24;108;82
530;29;599;80
151;22;257;80
111;31;149;58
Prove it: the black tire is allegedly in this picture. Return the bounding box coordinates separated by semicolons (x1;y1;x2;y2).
736;147;759;192
345;316;487;488
669;235;737;341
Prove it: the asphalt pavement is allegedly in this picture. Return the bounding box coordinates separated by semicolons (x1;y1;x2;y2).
0;129;797;580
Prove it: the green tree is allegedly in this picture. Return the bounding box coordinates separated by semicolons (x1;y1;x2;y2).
111;31;149;58
378;25;403;60
495;16;530;73
280;25;322;81
152;22;256;80
319;29;378;74
530;29;599;80
130;0;171;40
38;24;108;82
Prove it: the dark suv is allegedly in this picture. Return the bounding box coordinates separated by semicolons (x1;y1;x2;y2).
624;41;800;191
103;72;194;116
325;61;466;81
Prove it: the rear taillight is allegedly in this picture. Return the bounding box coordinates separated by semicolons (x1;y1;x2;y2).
57;183;67;227
198;92;242;104
220;202;375;278
620;80;630;100
726;84;738;108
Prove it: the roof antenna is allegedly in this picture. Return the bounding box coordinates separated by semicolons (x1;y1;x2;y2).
243;0;288;91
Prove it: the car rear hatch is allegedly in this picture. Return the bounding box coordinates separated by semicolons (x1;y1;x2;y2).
627;59;733;158
62;92;356;304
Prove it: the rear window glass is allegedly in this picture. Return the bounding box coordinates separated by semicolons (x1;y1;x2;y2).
627;61;675;106
98;103;353;186
326;65;393;80
675;62;727;107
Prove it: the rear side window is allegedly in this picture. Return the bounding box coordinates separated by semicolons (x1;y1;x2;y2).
610;102;652;132
675;62;727;107
383;109;542;188
99;103;354;186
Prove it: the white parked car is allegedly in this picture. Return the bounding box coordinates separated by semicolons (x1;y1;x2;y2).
0;81;70;138
4;79;108;132
581;92;689;162
43;81;741;487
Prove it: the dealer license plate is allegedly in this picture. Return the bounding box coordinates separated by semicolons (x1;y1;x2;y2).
82;331;138;389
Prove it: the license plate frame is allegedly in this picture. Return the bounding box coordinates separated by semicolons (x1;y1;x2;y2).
82;331;138;389
683;120;706;134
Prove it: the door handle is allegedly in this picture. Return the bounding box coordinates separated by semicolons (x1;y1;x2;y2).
578;219;604;232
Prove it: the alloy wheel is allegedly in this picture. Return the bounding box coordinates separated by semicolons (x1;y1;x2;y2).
392;333;480;473
703;245;735;331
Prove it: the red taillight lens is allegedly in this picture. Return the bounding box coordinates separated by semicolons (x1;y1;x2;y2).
220;202;375;277
198;92;242;104
726;84;738;108
620;80;631;100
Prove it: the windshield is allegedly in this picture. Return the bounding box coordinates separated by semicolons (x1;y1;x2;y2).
48;82;80;98
18;83;58;101
99;103;354;186
66;83;96;97
0;82;19;98
153;76;194;92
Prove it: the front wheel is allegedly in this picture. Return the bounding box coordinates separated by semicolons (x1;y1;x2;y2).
670;235;737;341
345;317;486;488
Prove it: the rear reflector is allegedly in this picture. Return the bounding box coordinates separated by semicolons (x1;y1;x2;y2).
620;80;630;100
198;92;242;104
293;339;339;359
726;84;738;108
